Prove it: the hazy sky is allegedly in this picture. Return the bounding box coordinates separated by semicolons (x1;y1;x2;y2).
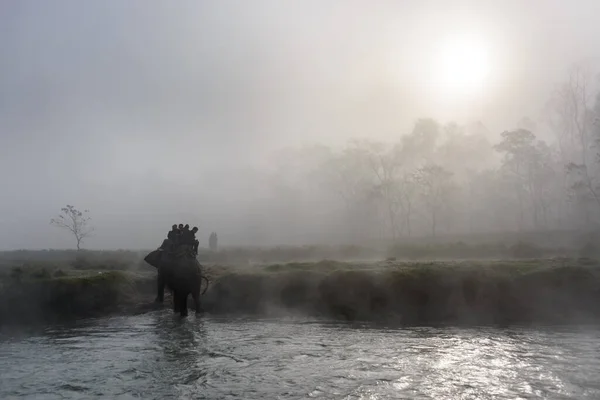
1;0;600;250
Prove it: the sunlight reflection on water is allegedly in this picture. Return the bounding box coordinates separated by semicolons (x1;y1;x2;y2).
1;313;600;399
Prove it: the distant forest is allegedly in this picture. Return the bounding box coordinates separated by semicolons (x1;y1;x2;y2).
256;65;600;244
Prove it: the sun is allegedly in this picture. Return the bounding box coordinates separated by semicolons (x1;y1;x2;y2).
432;34;492;98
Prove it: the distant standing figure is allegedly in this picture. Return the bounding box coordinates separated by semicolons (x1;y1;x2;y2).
209;231;218;251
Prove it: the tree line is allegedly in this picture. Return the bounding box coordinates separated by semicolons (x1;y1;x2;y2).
264;65;600;243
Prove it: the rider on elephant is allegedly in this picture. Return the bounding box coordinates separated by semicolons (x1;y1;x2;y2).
167;224;179;242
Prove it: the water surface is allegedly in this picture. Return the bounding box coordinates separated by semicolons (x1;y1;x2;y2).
1;311;600;399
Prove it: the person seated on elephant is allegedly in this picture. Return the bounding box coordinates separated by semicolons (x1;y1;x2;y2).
155;225;178;252
180;225;193;245
167;224;179;242
175;224;185;244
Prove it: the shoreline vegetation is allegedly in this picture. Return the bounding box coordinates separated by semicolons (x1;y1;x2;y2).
2;234;600;328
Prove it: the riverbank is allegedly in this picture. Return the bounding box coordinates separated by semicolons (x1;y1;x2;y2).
2;258;600;327
0;271;154;326
203;258;600;325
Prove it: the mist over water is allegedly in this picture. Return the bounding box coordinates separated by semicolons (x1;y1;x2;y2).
2;313;600;399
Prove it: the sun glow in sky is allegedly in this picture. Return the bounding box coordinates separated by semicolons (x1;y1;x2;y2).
431;33;493;99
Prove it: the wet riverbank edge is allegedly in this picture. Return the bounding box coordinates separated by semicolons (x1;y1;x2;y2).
2;258;600;327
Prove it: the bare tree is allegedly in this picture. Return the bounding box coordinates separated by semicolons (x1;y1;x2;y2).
494;129;535;230
413;164;454;237
395;172;417;237
547;64;600;210
50;205;94;250
356;139;402;240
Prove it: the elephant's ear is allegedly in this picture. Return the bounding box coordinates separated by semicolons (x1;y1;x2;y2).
144;249;161;268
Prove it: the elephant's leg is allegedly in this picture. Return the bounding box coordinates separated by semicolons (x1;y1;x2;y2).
155;268;165;303
173;290;180;313
192;290;203;315
178;293;189;317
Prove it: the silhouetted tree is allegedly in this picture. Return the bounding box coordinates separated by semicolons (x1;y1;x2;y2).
494;129;561;230
547;64;600;215
353;139;403;239
50;205;94;251
413;164;454;237
494;129;537;230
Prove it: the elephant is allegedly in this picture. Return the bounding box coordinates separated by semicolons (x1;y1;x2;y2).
144;245;208;317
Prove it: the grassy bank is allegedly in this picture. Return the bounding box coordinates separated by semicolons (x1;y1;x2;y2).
203;258;600;325
0;271;157;325
2;256;600;327
3;228;599;267
195;240;596;263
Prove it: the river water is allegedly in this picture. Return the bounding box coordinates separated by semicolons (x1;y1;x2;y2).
1;311;600;399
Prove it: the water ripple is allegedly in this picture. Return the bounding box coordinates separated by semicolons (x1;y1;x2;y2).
1;313;600;399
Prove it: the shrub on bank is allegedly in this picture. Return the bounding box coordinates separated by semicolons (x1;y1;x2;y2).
0;271;156;325
386;241;554;260
202;259;600;325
